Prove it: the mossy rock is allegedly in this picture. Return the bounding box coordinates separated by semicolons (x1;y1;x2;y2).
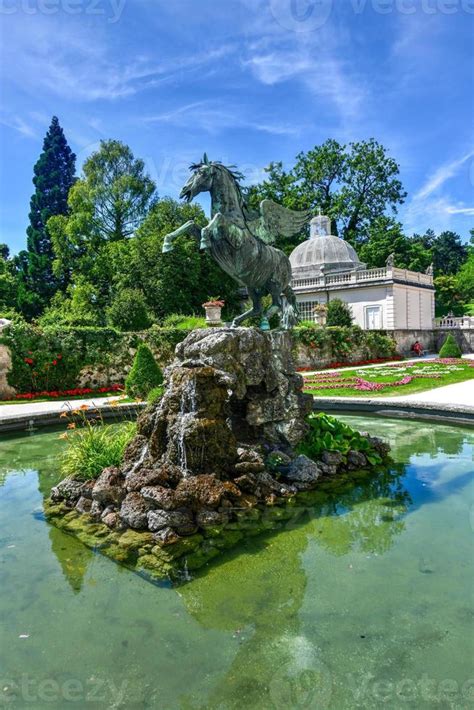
137;554;174;577
118;529;154;551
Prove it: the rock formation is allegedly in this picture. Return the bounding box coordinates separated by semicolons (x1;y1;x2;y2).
48;328;390;579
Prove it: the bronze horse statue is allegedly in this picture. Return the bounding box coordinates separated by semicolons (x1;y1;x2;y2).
162;154;310;329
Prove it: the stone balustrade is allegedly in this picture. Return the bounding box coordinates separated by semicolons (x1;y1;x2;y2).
292;266;434;290
434;315;474;329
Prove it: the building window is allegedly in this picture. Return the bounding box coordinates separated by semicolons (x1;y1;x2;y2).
297;301;320;322
365;305;382;330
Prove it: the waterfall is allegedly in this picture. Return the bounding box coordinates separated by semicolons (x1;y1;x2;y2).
176;376;197;476
128;443;149;475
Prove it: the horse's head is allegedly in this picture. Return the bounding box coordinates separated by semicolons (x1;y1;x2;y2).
180;154;245;203
180;153;214;202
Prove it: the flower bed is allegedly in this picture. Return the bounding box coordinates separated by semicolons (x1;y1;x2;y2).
12;384;123;401
303;359;474;396
297;355;403;373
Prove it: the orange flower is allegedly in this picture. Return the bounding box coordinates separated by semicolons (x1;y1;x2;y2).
59;412;69;419
79;404;90;411
67;422;76;430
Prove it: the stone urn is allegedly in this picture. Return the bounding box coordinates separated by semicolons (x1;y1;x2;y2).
202;299;224;327
314;303;327;326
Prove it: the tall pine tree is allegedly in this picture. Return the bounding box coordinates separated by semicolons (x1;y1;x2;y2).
17;116;76;318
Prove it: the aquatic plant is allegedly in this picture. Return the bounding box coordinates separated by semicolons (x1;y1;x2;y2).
60;409;136;480
298;413;383;465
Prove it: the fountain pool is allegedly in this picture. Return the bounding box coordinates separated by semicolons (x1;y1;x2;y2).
0;416;472;708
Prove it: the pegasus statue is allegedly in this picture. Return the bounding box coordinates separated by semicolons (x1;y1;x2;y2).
162;154;310;329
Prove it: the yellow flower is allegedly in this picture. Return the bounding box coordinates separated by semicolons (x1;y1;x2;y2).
58;433;68;440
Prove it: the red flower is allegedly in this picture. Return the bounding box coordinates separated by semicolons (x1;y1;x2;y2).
52;360;58;366
24;357;34;366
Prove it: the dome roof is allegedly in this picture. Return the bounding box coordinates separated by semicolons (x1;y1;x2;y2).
290;215;365;277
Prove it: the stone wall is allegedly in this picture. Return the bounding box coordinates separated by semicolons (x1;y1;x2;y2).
0;345;16;399
392;329;474;355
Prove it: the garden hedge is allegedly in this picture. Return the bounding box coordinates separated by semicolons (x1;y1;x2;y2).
0;319;399;396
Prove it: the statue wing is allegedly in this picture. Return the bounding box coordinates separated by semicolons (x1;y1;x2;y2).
250;199;311;245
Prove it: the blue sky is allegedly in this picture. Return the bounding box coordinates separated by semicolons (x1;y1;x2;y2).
0;0;473;254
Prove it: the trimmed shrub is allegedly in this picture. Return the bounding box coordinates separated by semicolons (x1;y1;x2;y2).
125;344;163;399
438;334;462;358
326;299;353;327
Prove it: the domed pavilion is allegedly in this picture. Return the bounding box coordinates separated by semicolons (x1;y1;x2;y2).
290;215;435;330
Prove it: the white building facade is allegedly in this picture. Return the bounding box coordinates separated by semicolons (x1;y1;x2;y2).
290;216;435;330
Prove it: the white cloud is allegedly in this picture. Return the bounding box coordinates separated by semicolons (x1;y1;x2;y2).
0;114;37;138
242;19;367;128
414;151;474;201
1;15;235;102
144;100;300;136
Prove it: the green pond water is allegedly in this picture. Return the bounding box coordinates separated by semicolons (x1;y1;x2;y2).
0;417;473;709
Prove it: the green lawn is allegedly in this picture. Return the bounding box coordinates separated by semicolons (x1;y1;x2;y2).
303;359;474;398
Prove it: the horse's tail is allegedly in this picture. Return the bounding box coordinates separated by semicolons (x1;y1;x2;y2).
281;284;300;330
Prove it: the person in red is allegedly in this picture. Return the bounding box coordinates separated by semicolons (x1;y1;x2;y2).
411;340;423;357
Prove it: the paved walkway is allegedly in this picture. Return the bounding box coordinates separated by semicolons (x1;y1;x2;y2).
394;378;474;407
0;396;122;420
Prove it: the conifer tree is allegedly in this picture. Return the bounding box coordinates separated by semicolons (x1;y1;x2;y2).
17;116;76;317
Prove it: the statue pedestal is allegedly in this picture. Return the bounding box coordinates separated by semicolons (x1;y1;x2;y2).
48;327;389;580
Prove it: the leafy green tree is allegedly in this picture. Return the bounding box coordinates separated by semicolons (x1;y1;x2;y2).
359;217;411;268
38;278;103;327
0;252;17;313
106;288;152;331
247;139;406;250
326;298;353;327
431;231;468;276
433;275;465;316
456;251;474;303
359;218;434;272
339;139;406;245
113;198;240;321
49;139;156;293
16;117;76;318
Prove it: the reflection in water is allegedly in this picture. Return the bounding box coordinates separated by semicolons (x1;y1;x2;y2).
345;417;474;462
177;465;411;708
48;525;92;594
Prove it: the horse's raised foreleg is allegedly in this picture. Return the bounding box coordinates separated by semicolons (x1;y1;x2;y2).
231;289;262;328
200;212;226;250
162;220;201;253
